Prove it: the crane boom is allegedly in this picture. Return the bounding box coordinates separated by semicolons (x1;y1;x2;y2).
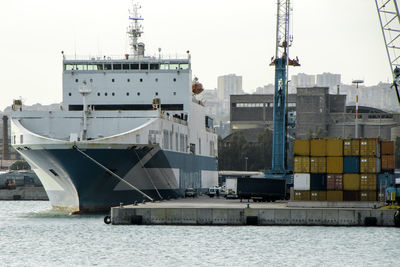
375;0;400;103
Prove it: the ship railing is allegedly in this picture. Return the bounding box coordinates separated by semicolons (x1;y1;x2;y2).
160;112;188;126
64;53;190;61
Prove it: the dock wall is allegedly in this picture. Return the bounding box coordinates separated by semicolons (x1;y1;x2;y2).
0;187;48;200
111;207;396;226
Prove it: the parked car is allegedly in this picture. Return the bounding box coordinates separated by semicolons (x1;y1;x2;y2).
184;188;197;198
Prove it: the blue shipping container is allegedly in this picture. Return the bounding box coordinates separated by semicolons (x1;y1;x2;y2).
343;156;360;173
378;173;394;189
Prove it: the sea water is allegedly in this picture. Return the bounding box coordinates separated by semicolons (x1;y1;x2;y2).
0;201;399;266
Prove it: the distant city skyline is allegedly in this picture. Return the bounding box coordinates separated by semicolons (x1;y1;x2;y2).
0;0;392;110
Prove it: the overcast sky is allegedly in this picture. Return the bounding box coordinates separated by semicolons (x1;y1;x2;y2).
0;0;390;110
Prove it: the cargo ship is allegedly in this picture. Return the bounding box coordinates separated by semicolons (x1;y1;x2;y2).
10;4;218;213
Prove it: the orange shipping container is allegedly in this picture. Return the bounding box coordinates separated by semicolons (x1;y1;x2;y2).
310;157;326;173
381;155;395;170
343;174;360;190
326;139;343;156
311;139;327;157
294;157;310;173
327;157;343;173
294;190;310;201
360;191;377;201
294;140;310;156
327;191;343;201
343;139;360;156
360;138;380;157
360;174;377;191
381;141;394;155
311;191;327;201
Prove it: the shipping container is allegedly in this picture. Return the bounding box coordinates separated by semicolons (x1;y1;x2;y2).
343;174;360;190
310;139;327;156
294;156;310;173
294;140;310;156
343;156;360;173
360;191;377;201
381;141;394;155
327;157;343;173
377;173;394;189
343;139;360;156
343;190;360;201
294;190;310;201
311;191;327;201
327;190;343;201
294;173;311;190
310;157;326;173
381;155;395;170
310;173;327;190
327;174;343;190
360;157;381;173
360;174;377;191
326;139;343;156
360;138;380;157
236;178;286;201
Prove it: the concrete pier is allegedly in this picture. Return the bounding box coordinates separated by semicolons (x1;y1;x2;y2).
110;197;397;226
0;187;48;200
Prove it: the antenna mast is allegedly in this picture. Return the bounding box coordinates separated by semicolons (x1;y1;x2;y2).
127;2;144;57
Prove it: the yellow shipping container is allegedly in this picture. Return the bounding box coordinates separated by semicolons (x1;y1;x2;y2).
294;157;310;173
360;138;380;157
326;139;343;156
360;191;377;201
343;174;360;190
294;190;310;201
360;174;377;191
310;157;326;173
294;140;310;156
360;157;381;173
311;191;327;201
311;139;327;156
327;191;343;201
343;139;360;156
327;156;343;173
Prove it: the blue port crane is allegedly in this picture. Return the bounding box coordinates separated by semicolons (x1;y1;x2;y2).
376;0;400;103
267;0;299;181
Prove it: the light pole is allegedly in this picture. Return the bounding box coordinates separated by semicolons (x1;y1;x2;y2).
245;157;248;171
352;80;364;138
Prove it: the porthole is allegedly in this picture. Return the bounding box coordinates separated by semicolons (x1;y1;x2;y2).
75;79;79;83
90;78;93;83
112;92;115;96
155;78;158;82
137;92;140;96
155;92;158;96
112;78;115;82
173;92;176;96
140;78;143;82
97;93;100;96
68;93;71;96
126;92;130;96
105;93;108;96
127;79;130;82
173;78;176;82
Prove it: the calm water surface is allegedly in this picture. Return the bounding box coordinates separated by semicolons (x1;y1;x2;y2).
0;201;399;266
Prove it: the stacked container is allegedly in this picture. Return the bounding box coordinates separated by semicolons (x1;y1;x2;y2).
293;138;395;202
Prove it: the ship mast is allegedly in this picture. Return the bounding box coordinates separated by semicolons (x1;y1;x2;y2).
127;2;144;57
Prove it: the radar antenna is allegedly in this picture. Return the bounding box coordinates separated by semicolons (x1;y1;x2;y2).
127;2;144;57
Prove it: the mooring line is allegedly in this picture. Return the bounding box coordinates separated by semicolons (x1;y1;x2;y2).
72;145;153;202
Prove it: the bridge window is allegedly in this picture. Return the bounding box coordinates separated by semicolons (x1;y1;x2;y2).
104;64;112;70
179;63;189;70
160;64;169;70
170;64;179;70
130;63;139;70
140;63;148;70
76;64;87;70
113;64;122;70
123;64;129;70
65;64;75;70
150;64;160;70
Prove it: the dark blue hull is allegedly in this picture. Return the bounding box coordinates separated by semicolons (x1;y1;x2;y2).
20;146;218;213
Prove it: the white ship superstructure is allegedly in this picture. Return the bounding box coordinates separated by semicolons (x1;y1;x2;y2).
10;4;218;213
